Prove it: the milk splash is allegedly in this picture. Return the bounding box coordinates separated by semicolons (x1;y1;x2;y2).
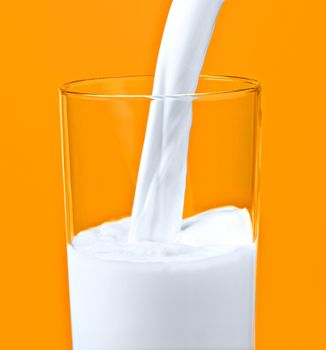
129;0;225;242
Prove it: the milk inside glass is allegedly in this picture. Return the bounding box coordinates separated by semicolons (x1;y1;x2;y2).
68;208;256;350
66;1;258;349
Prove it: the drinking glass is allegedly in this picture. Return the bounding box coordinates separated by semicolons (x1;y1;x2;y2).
60;75;262;350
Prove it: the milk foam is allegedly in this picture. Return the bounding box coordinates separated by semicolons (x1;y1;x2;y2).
129;0;225;242
72;207;253;262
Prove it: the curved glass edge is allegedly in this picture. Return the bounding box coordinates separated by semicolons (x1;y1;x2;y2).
59;74;261;100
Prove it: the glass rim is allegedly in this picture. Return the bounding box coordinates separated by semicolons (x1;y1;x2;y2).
59;74;261;100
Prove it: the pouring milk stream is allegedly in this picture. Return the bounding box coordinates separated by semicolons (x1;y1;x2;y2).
129;0;224;242
67;1;257;349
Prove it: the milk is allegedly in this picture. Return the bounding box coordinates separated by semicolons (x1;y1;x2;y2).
66;1;258;349
129;0;225;242
68;208;256;350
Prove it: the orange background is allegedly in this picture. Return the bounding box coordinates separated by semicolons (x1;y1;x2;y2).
1;0;325;349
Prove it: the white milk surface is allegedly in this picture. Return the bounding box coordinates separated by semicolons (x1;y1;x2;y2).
68;207;256;350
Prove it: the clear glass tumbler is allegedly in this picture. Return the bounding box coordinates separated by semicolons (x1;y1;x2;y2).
60;75;262;350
